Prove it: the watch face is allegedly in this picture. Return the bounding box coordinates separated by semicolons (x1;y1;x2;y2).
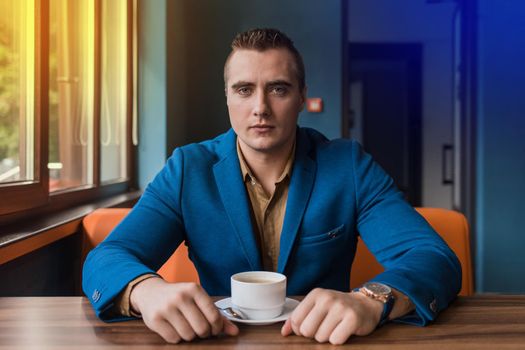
364;282;392;296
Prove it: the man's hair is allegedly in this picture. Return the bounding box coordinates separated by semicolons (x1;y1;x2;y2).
224;28;306;90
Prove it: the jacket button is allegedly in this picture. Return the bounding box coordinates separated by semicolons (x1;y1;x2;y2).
429;299;437;313
92;289;101;302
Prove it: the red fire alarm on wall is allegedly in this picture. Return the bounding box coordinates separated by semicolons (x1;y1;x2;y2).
306;98;323;113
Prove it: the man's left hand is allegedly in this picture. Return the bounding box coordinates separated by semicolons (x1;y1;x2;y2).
281;288;384;345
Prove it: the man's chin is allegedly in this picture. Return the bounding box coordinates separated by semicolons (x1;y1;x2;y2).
239;134;292;155
250;145;276;153
243;141;279;154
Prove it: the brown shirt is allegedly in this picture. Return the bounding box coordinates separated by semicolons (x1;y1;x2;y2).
115;140;295;316
236;140;294;271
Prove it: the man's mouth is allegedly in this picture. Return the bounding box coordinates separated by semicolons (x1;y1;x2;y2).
250;124;274;130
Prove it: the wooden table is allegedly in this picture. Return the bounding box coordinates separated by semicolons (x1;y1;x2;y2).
1;295;524;349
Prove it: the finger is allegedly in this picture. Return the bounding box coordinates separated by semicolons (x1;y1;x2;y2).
149;318;182;344
178;299;212;339
289;292;317;336
192;288;224;336
222;316;239;336
328;317;356;345
164;308;197;342
281;318;292;336
314;309;344;343
298;303;330;338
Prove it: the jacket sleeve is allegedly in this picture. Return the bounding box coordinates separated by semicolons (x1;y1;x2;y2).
351;141;462;326
82;148;187;321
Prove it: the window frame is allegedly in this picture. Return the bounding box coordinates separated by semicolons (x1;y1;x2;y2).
0;0;136;221
0;0;49;215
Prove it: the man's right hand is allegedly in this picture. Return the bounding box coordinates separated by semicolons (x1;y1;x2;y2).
130;277;239;343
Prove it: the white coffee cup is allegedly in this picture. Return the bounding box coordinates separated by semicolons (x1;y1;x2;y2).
230;271;287;320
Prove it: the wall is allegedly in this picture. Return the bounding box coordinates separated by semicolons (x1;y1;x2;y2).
137;0;169;189
0;233;82;296
476;0;525;293
139;0;343;187
348;0;457;209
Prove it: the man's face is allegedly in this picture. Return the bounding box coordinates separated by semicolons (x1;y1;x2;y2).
225;48;306;157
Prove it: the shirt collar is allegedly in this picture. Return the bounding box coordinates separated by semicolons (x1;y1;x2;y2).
236;139;295;185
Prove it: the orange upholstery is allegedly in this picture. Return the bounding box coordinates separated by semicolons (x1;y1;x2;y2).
81;208;199;283
82;207;472;296
350;207;473;296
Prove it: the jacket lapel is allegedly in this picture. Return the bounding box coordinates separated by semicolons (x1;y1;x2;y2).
277;129;316;273
213;130;262;271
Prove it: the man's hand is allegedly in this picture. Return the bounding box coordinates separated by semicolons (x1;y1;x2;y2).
130;277;239;343
281;288;384;345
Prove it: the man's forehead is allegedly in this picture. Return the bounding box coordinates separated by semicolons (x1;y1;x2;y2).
226;48;297;84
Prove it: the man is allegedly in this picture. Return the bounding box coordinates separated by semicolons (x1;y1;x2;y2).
83;28;461;345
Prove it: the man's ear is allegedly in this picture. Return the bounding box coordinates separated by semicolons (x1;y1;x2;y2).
225;86;230;105
299;86;308;111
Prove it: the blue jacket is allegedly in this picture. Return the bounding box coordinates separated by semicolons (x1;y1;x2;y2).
83;127;461;325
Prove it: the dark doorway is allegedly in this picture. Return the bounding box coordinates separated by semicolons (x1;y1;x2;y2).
348;43;422;206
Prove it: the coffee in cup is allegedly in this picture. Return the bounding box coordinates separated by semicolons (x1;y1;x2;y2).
230;271;287;320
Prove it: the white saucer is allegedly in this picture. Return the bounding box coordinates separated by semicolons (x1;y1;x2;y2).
215;297;299;325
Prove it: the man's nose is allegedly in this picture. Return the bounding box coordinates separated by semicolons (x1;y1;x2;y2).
253;91;270;117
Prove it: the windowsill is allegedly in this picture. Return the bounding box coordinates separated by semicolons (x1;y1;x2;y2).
0;191;142;265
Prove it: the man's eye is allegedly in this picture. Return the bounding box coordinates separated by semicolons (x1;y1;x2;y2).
237;87;252;95
270;86;287;95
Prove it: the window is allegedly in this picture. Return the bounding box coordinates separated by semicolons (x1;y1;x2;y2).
0;0;35;184
49;0;95;191
100;0;129;184
0;0;136;217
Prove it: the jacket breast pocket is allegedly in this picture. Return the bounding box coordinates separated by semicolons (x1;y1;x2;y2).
299;224;345;245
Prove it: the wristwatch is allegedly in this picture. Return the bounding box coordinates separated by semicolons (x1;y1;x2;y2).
356;282;395;327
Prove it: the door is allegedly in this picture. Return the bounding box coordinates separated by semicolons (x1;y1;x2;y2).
348;43;422;206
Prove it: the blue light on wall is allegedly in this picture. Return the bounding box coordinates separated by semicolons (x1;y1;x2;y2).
476;0;525;293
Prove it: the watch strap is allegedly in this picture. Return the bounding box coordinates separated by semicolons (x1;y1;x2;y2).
353;284;396;328
377;293;395;327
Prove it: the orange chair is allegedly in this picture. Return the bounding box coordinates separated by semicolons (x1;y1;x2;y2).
350;208;473;296
81;208;199;283
82;207;472;296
